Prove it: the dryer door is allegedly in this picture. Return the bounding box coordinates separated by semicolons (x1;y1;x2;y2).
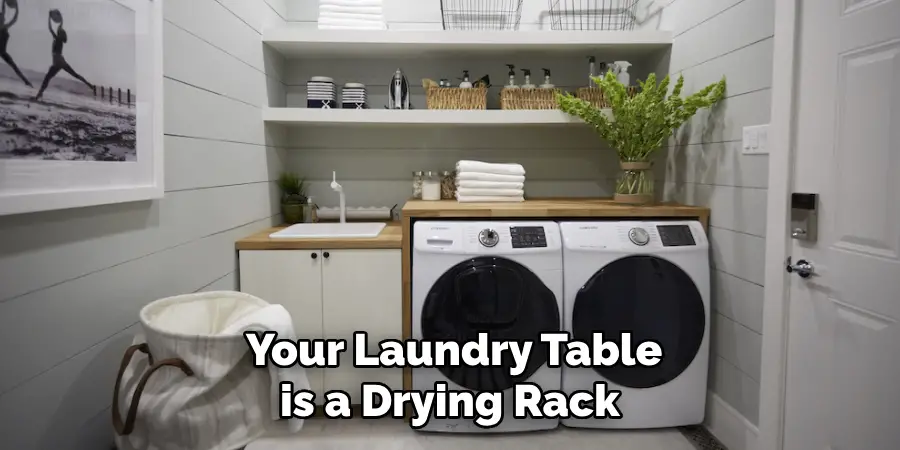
421;256;560;392
572;255;705;389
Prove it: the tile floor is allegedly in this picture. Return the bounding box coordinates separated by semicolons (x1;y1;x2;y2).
246;418;714;450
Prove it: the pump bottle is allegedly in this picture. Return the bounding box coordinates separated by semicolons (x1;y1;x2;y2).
505;64;518;88
540;68;555;89
520;69;535;89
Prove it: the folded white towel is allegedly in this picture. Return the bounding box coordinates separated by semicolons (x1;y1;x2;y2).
319;4;383;14
318;16;385;24
221;304;309;433
456;160;526;176
318;23;387;29
456;187;524;197
320;0;383;7
319;17;385;29
456;195;525;203
319;11;385;21
456;180;524;190
456;172;525;183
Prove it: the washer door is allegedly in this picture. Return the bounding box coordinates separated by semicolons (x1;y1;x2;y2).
572;255;705;389
421;256;560;392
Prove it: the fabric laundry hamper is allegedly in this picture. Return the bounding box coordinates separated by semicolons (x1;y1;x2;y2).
112;291;309;450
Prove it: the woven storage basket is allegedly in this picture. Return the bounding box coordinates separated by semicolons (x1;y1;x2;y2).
426;87;487;110
576;86;640;108
500;88;561;110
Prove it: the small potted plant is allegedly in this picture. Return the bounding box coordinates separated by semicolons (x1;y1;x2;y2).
558;72;726;204
278;172;307;224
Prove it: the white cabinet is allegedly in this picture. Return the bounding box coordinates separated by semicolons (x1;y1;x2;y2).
238;250;325;400
239;249;402;404
321;250;402;403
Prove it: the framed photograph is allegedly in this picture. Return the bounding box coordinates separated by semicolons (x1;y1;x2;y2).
0;0;163;216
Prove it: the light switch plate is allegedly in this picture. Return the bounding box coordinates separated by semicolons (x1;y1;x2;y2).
742;124;770;155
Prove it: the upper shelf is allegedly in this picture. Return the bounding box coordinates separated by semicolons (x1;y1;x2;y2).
263;108;601;126
262;28;673;58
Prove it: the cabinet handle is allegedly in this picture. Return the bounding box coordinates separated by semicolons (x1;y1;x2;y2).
311;253;318;259
323;252;330;259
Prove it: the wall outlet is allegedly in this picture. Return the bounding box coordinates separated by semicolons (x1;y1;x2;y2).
742;124;770;155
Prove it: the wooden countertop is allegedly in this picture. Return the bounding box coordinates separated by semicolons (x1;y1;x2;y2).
402;198;710;221
235;222;402;250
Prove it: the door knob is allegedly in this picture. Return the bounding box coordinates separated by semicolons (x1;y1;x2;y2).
785;256;814;279
311;253;318;259
323;252;330;259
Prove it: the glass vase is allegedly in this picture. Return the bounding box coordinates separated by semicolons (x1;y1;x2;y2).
614;161;654;204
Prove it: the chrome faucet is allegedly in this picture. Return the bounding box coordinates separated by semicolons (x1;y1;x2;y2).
330;171;346;223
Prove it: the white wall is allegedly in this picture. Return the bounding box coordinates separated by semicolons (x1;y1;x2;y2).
0;1;288;448
660;0;773;448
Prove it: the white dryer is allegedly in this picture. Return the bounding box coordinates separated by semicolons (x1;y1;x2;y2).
412;221;563;433
559;220;710;429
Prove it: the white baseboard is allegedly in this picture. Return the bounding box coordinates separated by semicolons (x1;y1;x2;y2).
704;391;759;450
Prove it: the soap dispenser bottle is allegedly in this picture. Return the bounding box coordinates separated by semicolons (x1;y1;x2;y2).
458;70;473;88
587;56;596;85
615;61;632;86
540;68;555;89
505;64;518;88
520;69;535;89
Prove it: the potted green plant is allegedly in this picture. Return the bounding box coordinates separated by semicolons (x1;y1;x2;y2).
278;172;307;224
557;72;726;204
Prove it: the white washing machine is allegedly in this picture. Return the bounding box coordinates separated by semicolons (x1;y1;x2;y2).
412;221;563;433
559;220;710;429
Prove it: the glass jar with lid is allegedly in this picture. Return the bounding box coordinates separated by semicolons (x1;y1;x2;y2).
440;170;456;200
412;171;424;199
421;171;441;201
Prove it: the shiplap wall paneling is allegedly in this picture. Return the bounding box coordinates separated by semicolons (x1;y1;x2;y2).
660;0;773;448
0;0;287;448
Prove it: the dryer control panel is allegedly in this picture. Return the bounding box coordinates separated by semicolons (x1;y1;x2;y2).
657;224;697;247
559;220;708;252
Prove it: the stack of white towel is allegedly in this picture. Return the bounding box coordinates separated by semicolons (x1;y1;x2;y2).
318;0;386;30
455;160;526;203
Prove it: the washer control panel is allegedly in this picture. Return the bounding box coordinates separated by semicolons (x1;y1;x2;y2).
510;226;547;249
478;228;500;247
657;224;696;247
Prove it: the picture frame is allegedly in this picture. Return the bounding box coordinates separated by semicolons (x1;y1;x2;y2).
0;0;163;216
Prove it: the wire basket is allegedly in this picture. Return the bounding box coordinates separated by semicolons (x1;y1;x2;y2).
548;0;639;30
441;0;524;30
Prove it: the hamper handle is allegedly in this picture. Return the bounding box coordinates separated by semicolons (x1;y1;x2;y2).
112;343;194;436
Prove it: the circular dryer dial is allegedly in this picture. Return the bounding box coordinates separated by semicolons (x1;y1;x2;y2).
478;228;500;247
628;227;650;246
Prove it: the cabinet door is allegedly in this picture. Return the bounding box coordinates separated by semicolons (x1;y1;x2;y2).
239;250;325;403
321;249;402;403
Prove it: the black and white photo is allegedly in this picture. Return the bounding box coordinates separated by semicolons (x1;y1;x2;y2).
0;0;136;162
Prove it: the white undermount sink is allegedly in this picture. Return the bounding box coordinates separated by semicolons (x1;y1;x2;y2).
269;222;386;239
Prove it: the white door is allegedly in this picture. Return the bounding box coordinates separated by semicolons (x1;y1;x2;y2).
784;0;900;448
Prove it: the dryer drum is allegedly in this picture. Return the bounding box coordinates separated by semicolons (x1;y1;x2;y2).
572;255;705;389
421;256;561;392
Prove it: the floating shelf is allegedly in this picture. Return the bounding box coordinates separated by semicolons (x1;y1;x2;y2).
262;108;608;126
262;29;673;58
